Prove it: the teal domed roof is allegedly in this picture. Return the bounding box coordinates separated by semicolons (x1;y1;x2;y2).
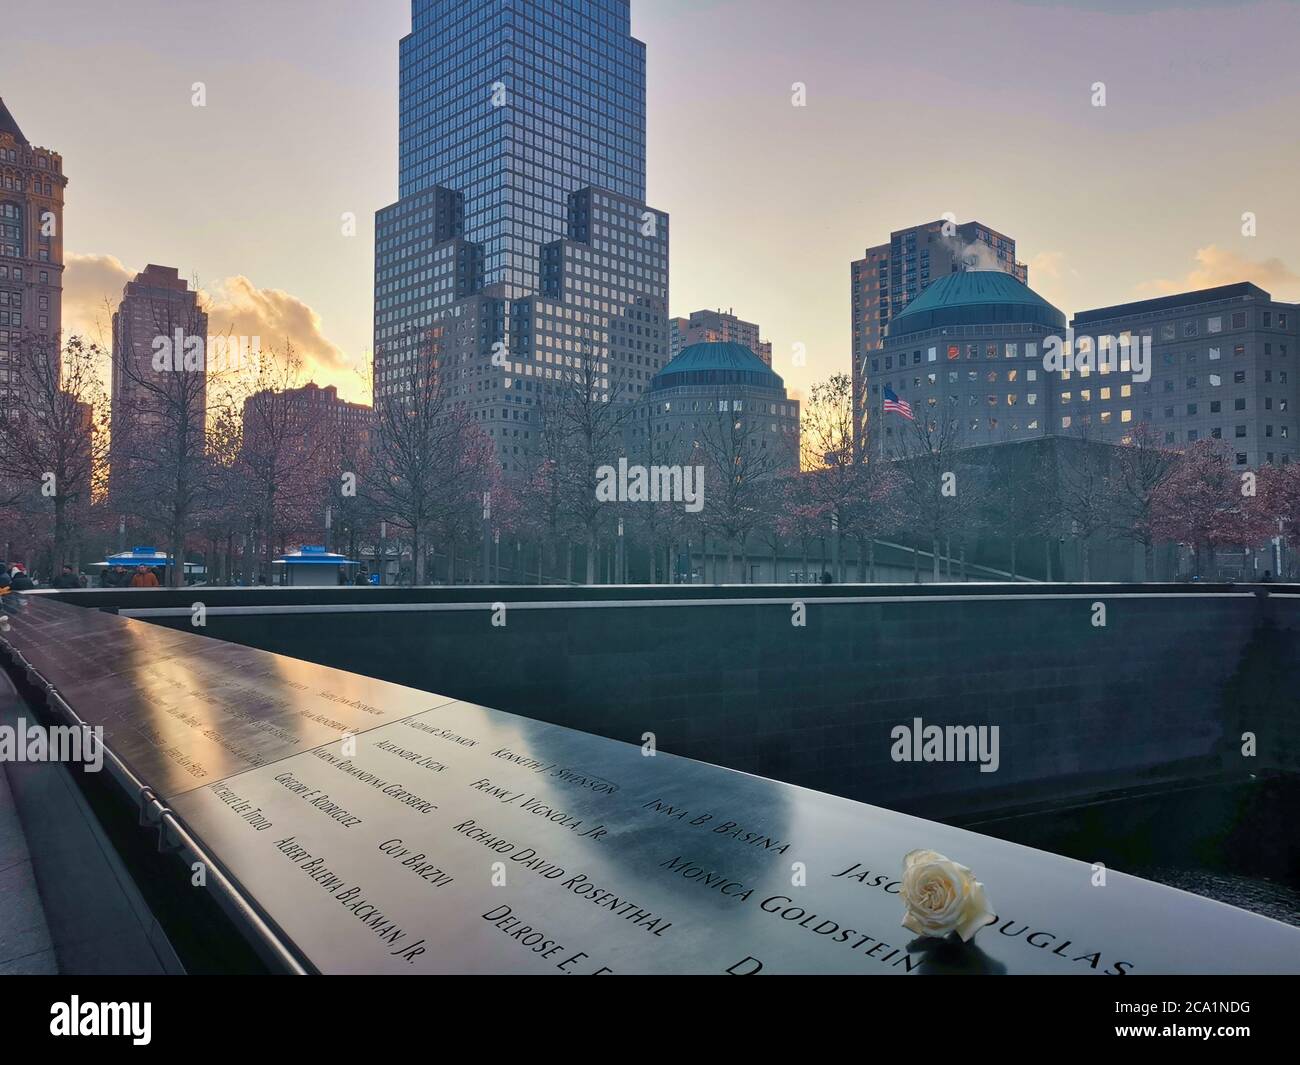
649;341;785;392
887;270;1065;337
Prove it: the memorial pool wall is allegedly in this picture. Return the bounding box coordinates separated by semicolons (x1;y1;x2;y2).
5;591;1300;975
43;583;1300;820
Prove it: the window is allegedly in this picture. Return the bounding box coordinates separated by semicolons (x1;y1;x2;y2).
1209;346;1221;360
1210;374;1221;387
1188;404;1198;415
1208;316;1222;334
1235;397;1247;411
1183;320;1198;337
1232;312;1247;329
1211;400;1222;413
1234;371;1246;384
1236;454;1248;466
1100;387;1111;400
1121;409;1132;423
1236;425;1247;438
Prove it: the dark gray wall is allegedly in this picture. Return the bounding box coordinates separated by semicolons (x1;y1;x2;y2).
48;584;1297;819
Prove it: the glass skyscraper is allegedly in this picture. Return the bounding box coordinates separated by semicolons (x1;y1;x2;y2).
398;0;647;299
374;0;668;475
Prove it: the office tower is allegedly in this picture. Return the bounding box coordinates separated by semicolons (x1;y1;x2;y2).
0;96;66;413
1071;283;1299;467
374;0;668;474
851;219;1026;442
109;265;208;498
670;309;773;366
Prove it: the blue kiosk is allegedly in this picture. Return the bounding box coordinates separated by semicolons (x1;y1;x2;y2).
273;546;361;586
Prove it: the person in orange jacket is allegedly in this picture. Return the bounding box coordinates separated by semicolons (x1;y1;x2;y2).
130;565;160;588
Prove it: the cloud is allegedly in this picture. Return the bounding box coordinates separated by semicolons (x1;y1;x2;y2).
62;254;365;400
1137;245;1300;300
62;252;133;346
202;275;351;376
1028;250;1066;280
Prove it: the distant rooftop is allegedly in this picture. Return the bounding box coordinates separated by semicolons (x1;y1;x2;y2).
1073;282;1276;326
0;97;29;146
649;341;785;392
887;270;1065;337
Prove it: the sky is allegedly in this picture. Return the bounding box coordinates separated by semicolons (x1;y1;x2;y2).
7;0;1300;405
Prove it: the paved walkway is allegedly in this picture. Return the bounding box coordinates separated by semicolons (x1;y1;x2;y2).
0;669;58;974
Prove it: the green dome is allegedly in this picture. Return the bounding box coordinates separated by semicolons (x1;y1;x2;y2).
650;341;785;392
887;271;1065;337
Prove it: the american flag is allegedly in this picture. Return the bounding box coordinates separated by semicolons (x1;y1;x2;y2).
883;385;915;421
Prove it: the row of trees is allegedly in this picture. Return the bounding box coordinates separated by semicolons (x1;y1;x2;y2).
3;328;1298;586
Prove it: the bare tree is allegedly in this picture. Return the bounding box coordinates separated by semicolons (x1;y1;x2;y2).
691;390;788;583
889;410;972;581
0;334;110;574
1110;422;1178;581
538;330;633;584
1055;424;1117;581
366;332;484;584
112;289;227;585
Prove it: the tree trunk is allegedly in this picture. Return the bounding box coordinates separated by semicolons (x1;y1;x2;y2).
913;543;920;583
1045;539;1053;582
960;542;967;581
932;537;941;581
869;539;877;583
586;530;597;585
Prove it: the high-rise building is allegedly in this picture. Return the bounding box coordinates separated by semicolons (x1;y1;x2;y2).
0;96;66;414
851;220;1026;443
242;382;373;455
1070;283;1299;467
874;271;1064;454
396;0;646;300
670;309;773;366
374;0;669;475
109;265;208;498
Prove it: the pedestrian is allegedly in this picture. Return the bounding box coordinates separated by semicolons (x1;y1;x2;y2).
8;564;35;591
130;565;160;588
52;564;81;589
819;570;833;585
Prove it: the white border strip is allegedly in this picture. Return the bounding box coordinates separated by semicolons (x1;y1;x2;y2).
120;590;1260;619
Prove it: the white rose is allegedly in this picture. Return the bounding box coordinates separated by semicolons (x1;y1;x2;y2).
900;849;996;942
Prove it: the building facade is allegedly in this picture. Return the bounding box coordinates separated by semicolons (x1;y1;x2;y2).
874;271;1065;454
669;309;772;366
851;219;1026;442
636;340;799;471
109;265;208;499
0;96;66;414
375;0;668;475
873;274;1300;472
1070;283;1300;467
